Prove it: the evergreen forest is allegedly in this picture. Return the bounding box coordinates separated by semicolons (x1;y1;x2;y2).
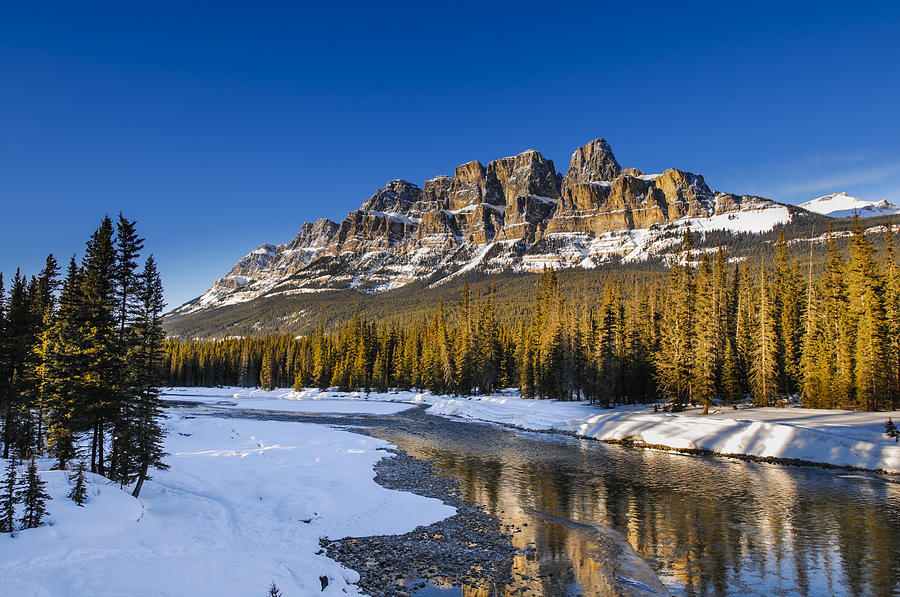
166;220;900;412
0;215;168;504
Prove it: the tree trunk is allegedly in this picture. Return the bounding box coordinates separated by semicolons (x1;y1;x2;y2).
132;462;149;498
97;419;104;476
90;423;98;473
2;397;10;459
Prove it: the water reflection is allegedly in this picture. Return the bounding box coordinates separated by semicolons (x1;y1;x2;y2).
375;418;900;597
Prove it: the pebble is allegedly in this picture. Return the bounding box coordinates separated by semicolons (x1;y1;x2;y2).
321;447;517;596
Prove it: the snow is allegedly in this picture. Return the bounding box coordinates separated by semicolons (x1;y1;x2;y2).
0;414;454;596
523;194;559;204
168;388;900;474
363;210;421;225
424;396;900;473
683;205;792;233
161;386;416;415
800;192;900;218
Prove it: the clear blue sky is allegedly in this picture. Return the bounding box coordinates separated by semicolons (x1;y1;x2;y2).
2;1;899;308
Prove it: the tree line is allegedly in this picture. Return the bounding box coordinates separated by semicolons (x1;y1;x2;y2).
166;218;900;412
0;215;168;517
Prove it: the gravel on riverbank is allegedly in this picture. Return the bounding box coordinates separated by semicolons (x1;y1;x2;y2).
321;447;520;597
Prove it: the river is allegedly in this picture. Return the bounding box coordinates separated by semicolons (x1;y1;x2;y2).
177;403;900;596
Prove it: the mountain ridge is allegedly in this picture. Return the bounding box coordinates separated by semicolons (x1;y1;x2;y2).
173;138;796;317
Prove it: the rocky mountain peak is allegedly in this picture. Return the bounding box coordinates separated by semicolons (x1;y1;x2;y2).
563;138;621;187
360;179;421;214
172;137;796;318
288;218;339;250
652;168;715;218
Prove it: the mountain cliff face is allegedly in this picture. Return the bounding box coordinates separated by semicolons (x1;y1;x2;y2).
175;138;795;315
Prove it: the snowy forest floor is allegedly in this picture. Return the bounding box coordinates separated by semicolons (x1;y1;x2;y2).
0;408;454;596
162;387;900;474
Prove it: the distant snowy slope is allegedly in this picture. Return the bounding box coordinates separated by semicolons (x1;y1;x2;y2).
800;192;900;218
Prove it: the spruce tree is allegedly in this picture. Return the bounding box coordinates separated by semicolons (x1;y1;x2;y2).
0;458;16;533
886;418;900;442
44;257;85;469
884;221;900;408
260;348;275;390
4;269;37;460
67;460;88;506
655;247;694;408
750;266;777;406
80;217;118;475
16;457;50;530
0;273;6;454
847;218;890;410
32;254;61;455
125;257;169;498
812;228;851;408
109;215;144;482
692;255;718;413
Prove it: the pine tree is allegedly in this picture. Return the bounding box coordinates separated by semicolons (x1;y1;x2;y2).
773;231;804;394
80;217;118;475
16;457;50;530
109;215;144;482
847;219;890;410
0;458;16;533
883;221;900;409
126;257;169;498
267;581;282;597
475;288;501;394
238;342;253;387
750;266;777;406
32;254;61;456
886;418;900;442
691;255;718;413
67;460;88;506
656;247;695;408
260;348;275;390
823;228;854;408
3;269;38;460
0;274;6;456
44;257;85;469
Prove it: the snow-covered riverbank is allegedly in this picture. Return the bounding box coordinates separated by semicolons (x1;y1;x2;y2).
0;413;454;596
161;387;900;474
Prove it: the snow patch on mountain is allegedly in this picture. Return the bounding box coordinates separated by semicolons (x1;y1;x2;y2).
800;192;900;219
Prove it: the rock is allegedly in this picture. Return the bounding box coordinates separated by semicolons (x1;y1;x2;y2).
360;179;421;214
561;138;621;189
652;168;715;219
489;149;561;242
171;137;792;320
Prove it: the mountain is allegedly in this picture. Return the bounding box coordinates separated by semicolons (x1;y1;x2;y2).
172;138;798;319
799;192;900;219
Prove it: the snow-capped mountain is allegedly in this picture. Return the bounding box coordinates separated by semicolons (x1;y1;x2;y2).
172;138;798;316
799;192;900;219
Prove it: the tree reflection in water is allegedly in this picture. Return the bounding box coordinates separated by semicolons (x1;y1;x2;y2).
375;416;900;597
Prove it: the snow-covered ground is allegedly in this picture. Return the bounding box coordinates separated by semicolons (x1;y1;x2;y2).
427;396;900;473
163;386;416;415
0;414;454;596
163;387;900;473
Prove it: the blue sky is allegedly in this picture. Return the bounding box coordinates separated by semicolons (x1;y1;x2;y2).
2;1;899;308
